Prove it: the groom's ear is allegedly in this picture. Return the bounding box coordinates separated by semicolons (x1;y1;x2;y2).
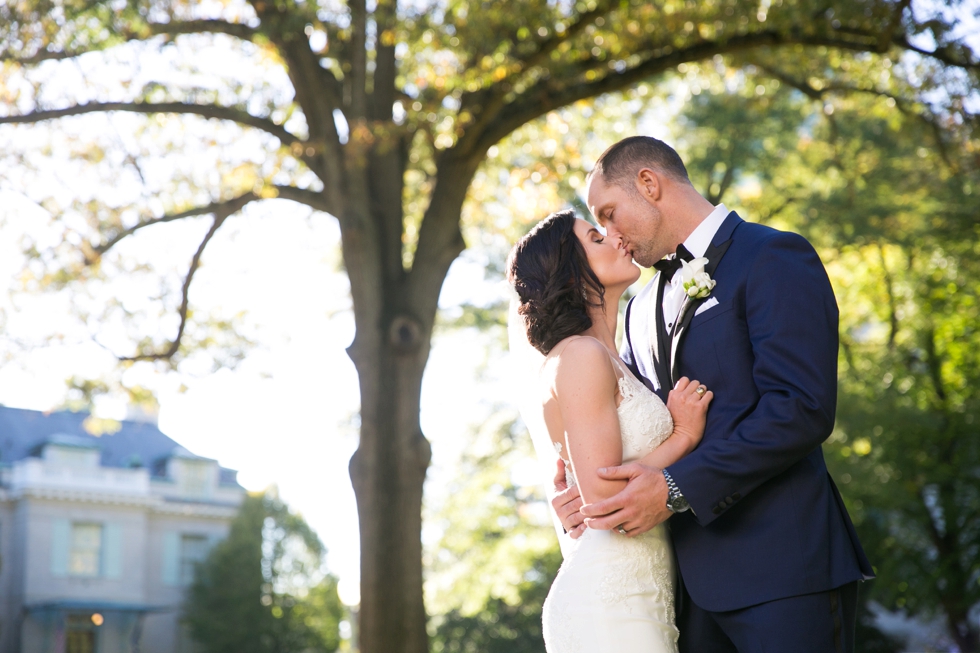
635;168;662;203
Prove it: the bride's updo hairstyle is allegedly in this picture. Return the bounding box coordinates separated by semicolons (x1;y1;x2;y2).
507;209;605;355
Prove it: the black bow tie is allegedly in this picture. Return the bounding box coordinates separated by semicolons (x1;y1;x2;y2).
653;244;695;281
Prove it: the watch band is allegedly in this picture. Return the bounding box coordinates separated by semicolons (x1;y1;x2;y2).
663;469;689;513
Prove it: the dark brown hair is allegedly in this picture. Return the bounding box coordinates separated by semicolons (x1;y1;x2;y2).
588;135;691;192
507;210;605;354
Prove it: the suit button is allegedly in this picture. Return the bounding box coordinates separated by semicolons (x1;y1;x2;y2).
725;497;734;505
712;506;722;515
732;492;741;501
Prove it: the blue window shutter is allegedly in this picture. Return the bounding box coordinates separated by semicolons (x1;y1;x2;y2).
50;519;70;577
102;523;122;579
162;532;180;586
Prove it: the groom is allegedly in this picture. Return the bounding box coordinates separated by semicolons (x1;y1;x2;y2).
552;136;874;652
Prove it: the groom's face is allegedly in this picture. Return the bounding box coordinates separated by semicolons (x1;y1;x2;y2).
587;175;665;268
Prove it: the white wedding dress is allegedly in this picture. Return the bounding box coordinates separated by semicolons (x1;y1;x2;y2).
541;352;679;653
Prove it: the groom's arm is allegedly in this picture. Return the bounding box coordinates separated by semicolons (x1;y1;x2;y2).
666;231;839;527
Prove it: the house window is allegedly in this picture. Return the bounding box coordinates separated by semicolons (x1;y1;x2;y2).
69;523;102;577
181;460;211;497
65;614;98;653
46;446;98;468
180;534;209;585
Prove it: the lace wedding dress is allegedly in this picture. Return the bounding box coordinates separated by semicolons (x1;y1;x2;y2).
542;352;679;653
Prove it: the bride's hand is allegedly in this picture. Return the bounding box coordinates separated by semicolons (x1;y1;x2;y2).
666;377;712;452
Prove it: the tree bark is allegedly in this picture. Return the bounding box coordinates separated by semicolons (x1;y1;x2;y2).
348;323;432;653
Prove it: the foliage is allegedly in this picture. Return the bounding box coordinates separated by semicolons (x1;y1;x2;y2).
816;117;980;652
426;410;557;614
431;550;560;653
426;411;560;652
184;491;342;653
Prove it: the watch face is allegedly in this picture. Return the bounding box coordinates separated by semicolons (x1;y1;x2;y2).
669;496;690;512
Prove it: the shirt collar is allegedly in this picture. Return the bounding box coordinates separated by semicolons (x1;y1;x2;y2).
682;203;729;259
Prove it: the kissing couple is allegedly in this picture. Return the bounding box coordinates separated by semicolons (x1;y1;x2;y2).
507;136;874;653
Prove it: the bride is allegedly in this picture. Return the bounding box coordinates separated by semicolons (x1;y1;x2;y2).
507;209;712;653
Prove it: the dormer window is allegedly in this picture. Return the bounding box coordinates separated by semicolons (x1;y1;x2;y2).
38;435;101;469
178;459;213;498
45;446;99;469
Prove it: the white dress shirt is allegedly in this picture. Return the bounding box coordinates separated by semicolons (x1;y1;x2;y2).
662;204;729;331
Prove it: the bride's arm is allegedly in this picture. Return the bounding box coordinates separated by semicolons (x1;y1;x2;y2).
637;377;713;470
552;339;627;505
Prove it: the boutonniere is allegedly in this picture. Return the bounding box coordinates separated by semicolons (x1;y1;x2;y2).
680;257;716;299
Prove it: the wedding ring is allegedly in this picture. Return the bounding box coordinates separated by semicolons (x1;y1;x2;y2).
618;526;627;535
695;385;707;397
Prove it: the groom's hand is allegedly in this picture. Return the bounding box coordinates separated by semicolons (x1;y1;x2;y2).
580;463;672;536
551;459;587;539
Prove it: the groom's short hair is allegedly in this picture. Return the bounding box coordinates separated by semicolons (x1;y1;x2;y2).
589;136;690;192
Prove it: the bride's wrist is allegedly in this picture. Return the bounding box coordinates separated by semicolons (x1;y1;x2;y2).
671;427;701;453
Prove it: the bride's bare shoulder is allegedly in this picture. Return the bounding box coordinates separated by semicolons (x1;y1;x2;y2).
541;336;615;390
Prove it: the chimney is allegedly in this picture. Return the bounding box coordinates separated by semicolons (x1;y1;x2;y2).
126;399;160;426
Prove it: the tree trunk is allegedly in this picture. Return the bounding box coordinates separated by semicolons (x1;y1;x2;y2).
342;144;480;652
341;156;435;652
945;606;979;653
348;319;432;653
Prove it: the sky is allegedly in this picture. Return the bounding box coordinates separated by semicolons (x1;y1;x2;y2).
0;186;529;598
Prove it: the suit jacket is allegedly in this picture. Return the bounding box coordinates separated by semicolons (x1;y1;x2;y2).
621;211;874;612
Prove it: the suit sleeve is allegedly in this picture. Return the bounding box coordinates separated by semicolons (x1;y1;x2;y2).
666;231;839;526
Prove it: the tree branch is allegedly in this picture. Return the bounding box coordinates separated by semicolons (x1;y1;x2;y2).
457;0;617;158
831;21;980;70
751;62;960;170
713;161;736;204
90;185;332;261
371;0;398;121
879;0;912;54
878;242;899;351
408;152;483;321
119;212;229;363
923;324;948;407
0;101;300;146
350;0;368;121
273;185;333;214
148;19;259;42
512;0;618;76
473;30;870;150
1;20;258;65
470;25;979;153
263;35;345;187
889;34;979;71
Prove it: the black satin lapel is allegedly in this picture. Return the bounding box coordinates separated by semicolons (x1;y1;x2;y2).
704;239;732;277
653;273;673;393
669;238;733;382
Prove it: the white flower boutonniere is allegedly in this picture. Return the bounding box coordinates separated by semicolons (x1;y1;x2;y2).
680;257;716;299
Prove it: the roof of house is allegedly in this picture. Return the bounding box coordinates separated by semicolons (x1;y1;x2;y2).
0;406;240;486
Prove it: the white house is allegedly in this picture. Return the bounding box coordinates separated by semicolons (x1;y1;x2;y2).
0;406;246;653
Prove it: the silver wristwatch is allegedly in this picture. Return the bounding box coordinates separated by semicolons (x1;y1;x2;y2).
663;469;690;513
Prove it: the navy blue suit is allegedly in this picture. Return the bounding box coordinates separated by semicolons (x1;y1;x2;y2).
622;212;873;651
